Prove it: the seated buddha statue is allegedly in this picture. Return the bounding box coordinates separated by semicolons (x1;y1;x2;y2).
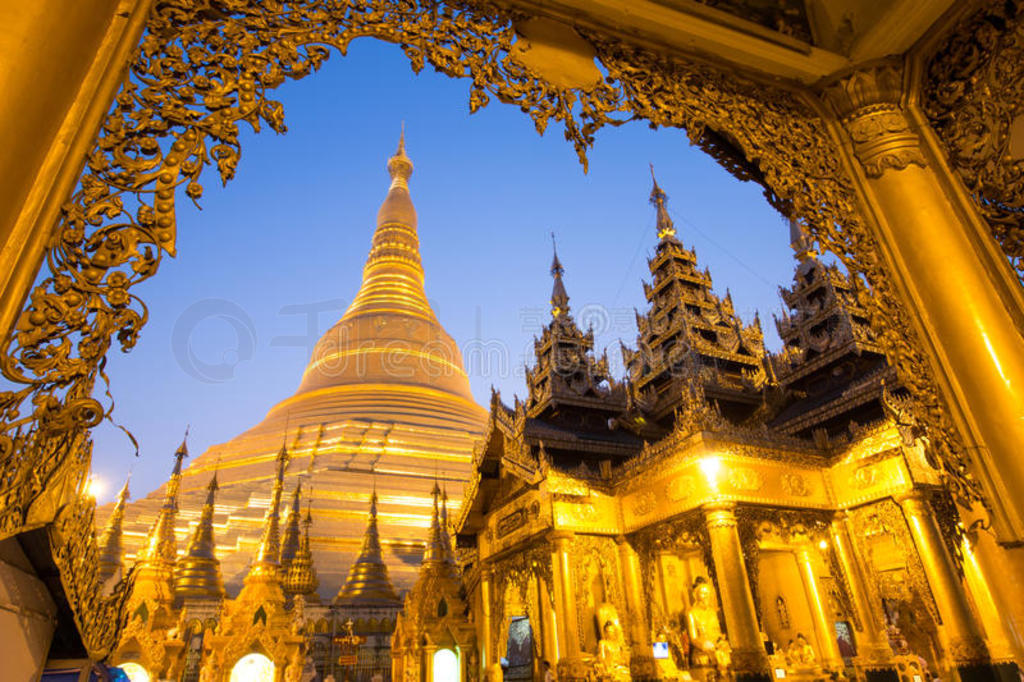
597;619;631;682
687;577;724;668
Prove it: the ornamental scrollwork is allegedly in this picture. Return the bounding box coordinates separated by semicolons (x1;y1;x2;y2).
923;0;1024;281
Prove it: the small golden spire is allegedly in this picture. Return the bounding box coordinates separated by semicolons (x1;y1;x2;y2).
174;471;225;600
789;217;816;261
422;480;447;564
649;164;678;241
284;491;320;599
142;429;188;564
246;441;289;581
439;485;456;565
97;476;130;585
279;480;302;568
550;233;570;318
334;483;401;606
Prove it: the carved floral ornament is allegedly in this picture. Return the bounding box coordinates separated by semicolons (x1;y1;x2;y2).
0;0;991;654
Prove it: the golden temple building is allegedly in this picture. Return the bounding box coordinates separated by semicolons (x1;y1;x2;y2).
99;135;488;597
7;3;1024;682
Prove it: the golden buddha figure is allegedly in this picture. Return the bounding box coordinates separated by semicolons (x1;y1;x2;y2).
596;603;631;681
687;577;724;668
787;633;816;668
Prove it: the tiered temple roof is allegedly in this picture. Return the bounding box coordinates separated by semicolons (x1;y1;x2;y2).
621;169;768;430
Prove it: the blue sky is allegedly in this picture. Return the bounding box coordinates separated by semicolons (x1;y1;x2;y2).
87;37;795;501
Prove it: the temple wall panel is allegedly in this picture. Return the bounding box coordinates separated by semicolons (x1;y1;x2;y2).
757;551;818;654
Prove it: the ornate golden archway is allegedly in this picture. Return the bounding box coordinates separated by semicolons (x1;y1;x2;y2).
2;0;1024;662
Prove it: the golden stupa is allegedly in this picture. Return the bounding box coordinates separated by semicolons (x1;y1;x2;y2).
109;134;488;595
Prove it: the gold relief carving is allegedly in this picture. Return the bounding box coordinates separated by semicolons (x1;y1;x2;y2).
923;2;1024;279
50;494;135;659
572;535;627;650
780;472;810;497
854;465;877;489
946;635;992;666
490;541;554;659
848;501;941;625
824;64;926;179
497;508;528;538
727;467;764;492
666;475;695;501
631;490;657;517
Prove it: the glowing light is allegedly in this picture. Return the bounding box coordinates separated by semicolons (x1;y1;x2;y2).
818;540;828;550
699;456;721;487
118;663;151;682
433;648;459;682
87;475;105;500
230;653;275;682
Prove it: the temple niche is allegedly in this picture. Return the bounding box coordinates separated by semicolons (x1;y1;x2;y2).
447;173;1020;682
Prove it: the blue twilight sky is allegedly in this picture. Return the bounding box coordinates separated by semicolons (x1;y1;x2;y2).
86;37;796;502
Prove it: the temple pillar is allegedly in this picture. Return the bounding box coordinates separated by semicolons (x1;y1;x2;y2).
424;645;437;682
896;492;994;682
550;531;589;681
615;536;646;648
823;63;1024;545
796;545;843;670
480;566;494;674
538;575;560;667
830;514;897;681
703;504;770;682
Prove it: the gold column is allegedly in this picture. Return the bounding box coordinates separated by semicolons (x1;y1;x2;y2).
830;514;895;667
616;536;647;649
961;513;1024;665
824;63;1024;542
704;504;770;680
480;566;494;673
549;531;580;659
0;0;155;337
537;574;560;665
895;492;990;671
796;545;843;669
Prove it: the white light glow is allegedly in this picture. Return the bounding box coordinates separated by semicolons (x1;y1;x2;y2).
699;457;721;486
230;653;275;682
87;475;105;500
433;648;459;682
119;663;151;682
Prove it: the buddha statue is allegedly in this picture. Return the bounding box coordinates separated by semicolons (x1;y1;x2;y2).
596;602;631;681
598;620;631;681
787;633;816;667
687;577;724;668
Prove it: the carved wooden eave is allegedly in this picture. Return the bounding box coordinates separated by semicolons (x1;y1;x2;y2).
501;0;959;85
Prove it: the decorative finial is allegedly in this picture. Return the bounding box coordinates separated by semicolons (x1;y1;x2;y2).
549;233;570;318
788;217;816;261
387;125;414;187
397;121;406;156
648;165;677;241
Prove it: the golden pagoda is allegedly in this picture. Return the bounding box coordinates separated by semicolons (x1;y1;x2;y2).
96;476;130;590
335;483;402;607
104;134;488;594
172;471;224;601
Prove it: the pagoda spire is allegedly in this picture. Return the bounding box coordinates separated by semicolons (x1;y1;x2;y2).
550;233;570;318
284;494;320;599
343;128;434;322
245;440;289;583
131;431;188;605
439;485;455;564
788;216;816;261
279;480;302;568
174;471;225;600
334;483;401;606
142;430;188;564
97;476;130;586
649;164;678;242
423;480;448;564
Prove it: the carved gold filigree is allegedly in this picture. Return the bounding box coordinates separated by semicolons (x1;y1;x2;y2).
923;0;1024;280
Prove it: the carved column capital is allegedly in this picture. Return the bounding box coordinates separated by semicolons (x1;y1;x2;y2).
823;62;927;179
702;502;738;529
